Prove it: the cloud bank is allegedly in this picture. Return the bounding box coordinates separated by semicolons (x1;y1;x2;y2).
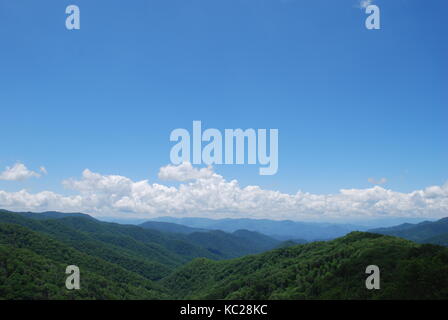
0;163;447;220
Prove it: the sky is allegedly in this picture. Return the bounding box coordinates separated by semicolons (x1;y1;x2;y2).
0;0;447;221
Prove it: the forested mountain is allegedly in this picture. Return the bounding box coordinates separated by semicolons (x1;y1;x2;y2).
151;216;365;240
0;210;216;280
140;221;206;234
140;220;282;258
0;210;280;281
140;221;281;257
0;209;95;221
185;230;280;258
1;210;448;300
0;223;168;299
162;232;448;300
369;217;448;246
422;233;448;246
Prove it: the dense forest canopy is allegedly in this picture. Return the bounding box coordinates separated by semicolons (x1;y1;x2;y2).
0;210;447;300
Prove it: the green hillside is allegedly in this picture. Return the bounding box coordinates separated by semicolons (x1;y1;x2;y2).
141;221;281;258
419;233;448;247
0;210;215;280
0;210;280;267
1;210;448;300
162;232;448;300
0;223;167;299
185;230;280;258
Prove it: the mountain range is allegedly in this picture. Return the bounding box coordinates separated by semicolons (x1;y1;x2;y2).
149;216;367;241
1;209;448;299
369;217;448;246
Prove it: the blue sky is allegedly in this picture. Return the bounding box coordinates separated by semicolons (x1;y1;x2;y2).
0;0;447;220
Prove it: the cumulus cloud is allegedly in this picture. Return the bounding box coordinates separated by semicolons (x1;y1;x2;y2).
158;162;216;181
0;163;447;220
0;163;43;181
368;177;387;185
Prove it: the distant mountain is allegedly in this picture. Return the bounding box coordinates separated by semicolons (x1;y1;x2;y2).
98;217;150;225
423;233;448;247
185;229;280;258
331;217;435;228
369;217;448;245
232;229;281;250
151;216;366;241
140;220;281;258
0;209;95;221
140;221;207;234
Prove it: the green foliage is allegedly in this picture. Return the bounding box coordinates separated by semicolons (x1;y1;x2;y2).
162;232;448;300
186;230;280;259
1;210;448;300
0;210;219;280
0;223;168;299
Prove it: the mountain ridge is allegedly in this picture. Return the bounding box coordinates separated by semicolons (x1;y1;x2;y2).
1;209;448;299
150;216;367;241
369;217;448;246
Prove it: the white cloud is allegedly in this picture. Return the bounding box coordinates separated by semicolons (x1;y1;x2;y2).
0;163;43;181
0;163;447;220
359;0;374;9
158;162;216;181
368;177;387;185
39;166;48;175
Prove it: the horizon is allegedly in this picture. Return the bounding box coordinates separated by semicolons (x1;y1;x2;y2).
0;208;439;228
